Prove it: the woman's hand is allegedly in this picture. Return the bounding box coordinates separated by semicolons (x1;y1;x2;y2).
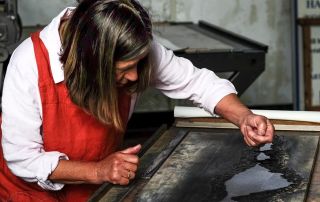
239;114;274;147
94;144;141;185
214;94;274;147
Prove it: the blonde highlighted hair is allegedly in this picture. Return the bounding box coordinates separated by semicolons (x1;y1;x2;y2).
60;0;153;132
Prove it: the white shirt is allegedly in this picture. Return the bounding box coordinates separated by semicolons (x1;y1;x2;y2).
1;8;236;191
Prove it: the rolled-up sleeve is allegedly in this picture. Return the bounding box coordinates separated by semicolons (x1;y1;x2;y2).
1;40;67;191
150;41;237;114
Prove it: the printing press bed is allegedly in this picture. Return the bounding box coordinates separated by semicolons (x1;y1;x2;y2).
89;118;320;202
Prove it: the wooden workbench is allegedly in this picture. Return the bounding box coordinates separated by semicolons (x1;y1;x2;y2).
175;118;320;202
89;118;320;202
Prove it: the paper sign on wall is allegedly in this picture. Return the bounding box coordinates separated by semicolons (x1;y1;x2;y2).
311;26;320;106
298;0;320;18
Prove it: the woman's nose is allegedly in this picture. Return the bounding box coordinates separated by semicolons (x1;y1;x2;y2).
124;67;138;81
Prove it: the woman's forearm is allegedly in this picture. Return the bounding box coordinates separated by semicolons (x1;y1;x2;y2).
48;159;98;184
214;93;253;127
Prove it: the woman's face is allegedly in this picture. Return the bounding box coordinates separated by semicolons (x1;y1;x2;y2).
115;53;147;87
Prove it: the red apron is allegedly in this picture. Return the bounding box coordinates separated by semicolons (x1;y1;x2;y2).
0;31;131;201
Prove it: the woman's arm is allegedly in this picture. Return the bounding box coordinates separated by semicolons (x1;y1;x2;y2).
48;145;141;185
150;41;236;114
150;42;274;146
215;93;274;146
2;39;67;190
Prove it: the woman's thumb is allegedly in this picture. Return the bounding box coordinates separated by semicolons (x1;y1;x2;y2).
121;144;141;154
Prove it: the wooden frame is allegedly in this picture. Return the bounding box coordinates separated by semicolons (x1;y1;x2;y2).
298;18;320;110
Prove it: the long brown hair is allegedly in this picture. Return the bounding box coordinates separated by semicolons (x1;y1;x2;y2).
60;0;153;132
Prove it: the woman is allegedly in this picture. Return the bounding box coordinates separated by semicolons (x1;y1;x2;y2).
0;0;274;201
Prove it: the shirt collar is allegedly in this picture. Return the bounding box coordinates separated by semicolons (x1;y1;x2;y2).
39;7;74;84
